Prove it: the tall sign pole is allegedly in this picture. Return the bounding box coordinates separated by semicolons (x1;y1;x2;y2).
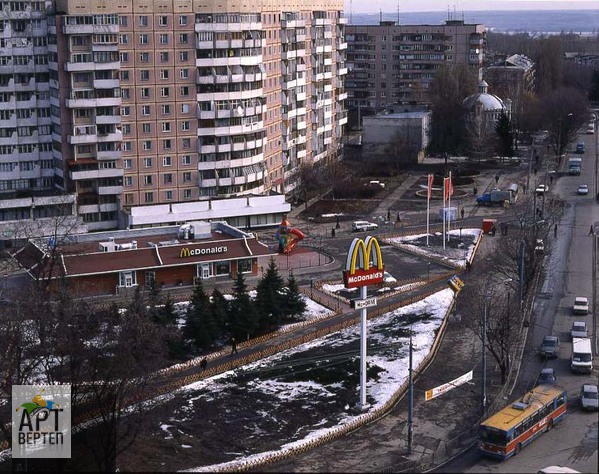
407;329;413;455
343;236;384;410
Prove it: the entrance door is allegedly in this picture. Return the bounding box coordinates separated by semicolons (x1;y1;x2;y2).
200;263;212;279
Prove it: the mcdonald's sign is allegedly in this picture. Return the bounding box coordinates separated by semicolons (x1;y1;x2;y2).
342;236;384;288
179;245;228;258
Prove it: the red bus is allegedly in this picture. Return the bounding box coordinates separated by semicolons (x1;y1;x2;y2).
478;385;567;460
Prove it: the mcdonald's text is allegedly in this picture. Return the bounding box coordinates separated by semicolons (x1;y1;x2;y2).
343;268;384;288
180;246;227;258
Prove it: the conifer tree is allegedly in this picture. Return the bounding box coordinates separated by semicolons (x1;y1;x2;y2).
228;271;258;340
183;279;213;351
255;257;286;331
210;288;229;342
282;272;307;321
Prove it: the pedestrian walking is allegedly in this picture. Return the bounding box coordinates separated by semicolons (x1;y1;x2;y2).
554;224;558;238
230;337;238;355
589;225;594;236
200;358;208;370
549;175;554;184
473;186;478;196
387;209;391;221
331;227;335;238
491;224;496;236
460;208;465;220
396;212;400;222
495;175;499;185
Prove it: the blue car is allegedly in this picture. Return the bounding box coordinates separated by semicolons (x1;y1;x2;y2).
536;368;558;386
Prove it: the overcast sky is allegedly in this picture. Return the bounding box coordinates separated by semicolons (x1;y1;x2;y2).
347;0;599;14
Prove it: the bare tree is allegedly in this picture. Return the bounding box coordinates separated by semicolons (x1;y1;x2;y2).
464;113;497;163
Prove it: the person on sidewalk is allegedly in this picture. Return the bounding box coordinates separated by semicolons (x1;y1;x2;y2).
200;358;208;371
589;225;595;236
230;337;238;355
554;224;558;238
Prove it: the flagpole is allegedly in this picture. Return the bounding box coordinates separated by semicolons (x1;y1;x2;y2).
426;174;431;247
443;177;446;251
447;171;452;241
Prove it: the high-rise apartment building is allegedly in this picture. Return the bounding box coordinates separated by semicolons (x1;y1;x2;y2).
345;20;485;112
1;0;347;233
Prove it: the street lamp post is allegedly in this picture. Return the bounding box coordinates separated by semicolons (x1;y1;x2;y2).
482;291;491;416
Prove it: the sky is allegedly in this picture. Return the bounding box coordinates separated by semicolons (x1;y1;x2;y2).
347;0;599;14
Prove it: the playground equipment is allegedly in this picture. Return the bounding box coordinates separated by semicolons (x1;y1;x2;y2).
275;215;305;254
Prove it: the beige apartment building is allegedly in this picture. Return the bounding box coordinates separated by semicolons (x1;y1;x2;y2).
345;20;485;114
44;0;347;231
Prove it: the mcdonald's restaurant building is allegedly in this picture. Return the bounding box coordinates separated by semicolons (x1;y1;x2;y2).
11;221;275;297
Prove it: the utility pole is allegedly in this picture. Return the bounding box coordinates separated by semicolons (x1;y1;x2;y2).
482;294;489;416
407;329;413;455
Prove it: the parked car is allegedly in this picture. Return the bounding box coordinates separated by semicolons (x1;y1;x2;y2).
571;321;588;339
351;221;378;232
573;296;589;315
535;184;549;195
536;368;557;386
580;384;598;411
578;184;589;195
382;271;397;284
535;239;545;253
539;335;560;359
575;142;586;153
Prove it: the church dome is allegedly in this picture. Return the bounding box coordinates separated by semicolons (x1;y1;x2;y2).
463;80;506;112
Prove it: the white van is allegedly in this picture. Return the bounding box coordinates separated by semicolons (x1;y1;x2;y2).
352;221;378;232
571;338;593;374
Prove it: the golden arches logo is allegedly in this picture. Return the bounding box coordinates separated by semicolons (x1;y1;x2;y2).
345;236;384;274
180;248;191;258
343;236;384;289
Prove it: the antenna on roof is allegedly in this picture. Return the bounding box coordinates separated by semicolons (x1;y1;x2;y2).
379;8;382;24
397;0;400;24
447;5;451;21
350;0;353;23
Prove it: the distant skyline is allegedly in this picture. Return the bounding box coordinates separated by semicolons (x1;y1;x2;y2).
346;0;599;14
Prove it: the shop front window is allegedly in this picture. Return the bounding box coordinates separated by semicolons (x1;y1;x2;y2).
215;261;230;276
238;258;252;273
119;271;137;287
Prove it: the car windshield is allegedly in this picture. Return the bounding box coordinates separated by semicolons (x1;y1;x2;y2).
543;339;557;347
582;390;598;399
573;324;585;330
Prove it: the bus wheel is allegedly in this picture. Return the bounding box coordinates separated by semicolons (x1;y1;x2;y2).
515;443;522;455
547;419;554;430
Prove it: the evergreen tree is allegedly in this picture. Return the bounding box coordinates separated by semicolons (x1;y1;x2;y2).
210;288;229;342
495;111;514;157
282;272;307;322
228;272;259;341
255;258;286;332
183;279;214;351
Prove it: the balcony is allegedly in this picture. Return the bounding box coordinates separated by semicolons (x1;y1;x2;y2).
96;114;121;125
93;79;119;89
68;133;98;145
63;24;119;35
96;150;121;160
98;185;124;195
97;131;122;142
70;168;123;180
338;67;348;76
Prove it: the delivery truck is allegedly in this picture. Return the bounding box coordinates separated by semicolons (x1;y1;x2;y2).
568;157;582;175
476;189;513;206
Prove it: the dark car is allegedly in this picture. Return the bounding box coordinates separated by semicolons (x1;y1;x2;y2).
536;368;557;386
539;336;560;359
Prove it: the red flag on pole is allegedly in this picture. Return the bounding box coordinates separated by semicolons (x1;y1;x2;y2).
427;174;434;200
443;177;450;203
448;175;454;197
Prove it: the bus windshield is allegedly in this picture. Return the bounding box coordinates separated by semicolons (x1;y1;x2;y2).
479;427;508;445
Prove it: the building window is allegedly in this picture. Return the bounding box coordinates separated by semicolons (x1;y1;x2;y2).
139;52;149;62
238;258;252;273
160;52;169;62
141;87;150;98
163;156;172;166
181;103;190;113
119;16;128;27
183;189;192;199
182;171;192;182
182;155;192;165
160;69;169;79
161;87;170;97
124;193;134;204
119;271;137;287
145;271;156;289
161;104;171;115
121;88;130;99
179;15;188;26
140;70;150;80
159;16;168;26
144;175;153;185
215;261;230;276
122;124;131;135
143;157;152;167
163;173;173;184
182;138;191;148
121;106;130;116
123;158;133;169
180;86;189;96
141;105;150;115
159;34;168;45
121;70;130;80
142;123;151;133
179;33;188;44
122;141;132;151
180;68;189;79
119;34;129;44
120;52;129;62
139;16;148;27
162;123;171;133
179;51;188;62
144;192;153;203
124;176;133;186
163;139;172;150
139;34;149;44
165;190;173;200
142;140;152;151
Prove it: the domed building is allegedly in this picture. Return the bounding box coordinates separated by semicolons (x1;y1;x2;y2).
463;78;511;128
